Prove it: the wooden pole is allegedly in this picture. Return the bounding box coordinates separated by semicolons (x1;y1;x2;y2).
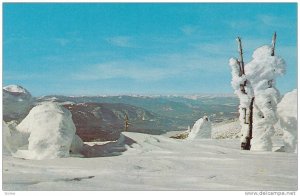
124;114;130;132
271;32;277;56
245;97;255;150
236;37;246;94
268;32;277;87
237;37;245;75
236;36;253;150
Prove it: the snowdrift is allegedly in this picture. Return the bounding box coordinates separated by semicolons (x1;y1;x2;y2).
14;102;77;160
3;85;33;122
277;89;297;153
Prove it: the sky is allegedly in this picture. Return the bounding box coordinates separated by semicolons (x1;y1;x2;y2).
3;3;297;96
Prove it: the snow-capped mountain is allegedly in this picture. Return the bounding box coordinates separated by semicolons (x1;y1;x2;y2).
3;85;33;122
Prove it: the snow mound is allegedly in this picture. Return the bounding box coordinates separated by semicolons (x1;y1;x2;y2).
3;121;14;154
3;85;33;122
14;102;76;160
187;116;212;140
277;89;297;153
2;121;28;155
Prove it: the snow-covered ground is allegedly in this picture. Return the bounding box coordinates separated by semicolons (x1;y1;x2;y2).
3;130;297;191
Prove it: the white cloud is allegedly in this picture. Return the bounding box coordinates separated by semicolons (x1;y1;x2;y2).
4;72;49;80
106;36;135;48
53;38;70;47
63;37;295;83
70;48;229;82
227;15;293;31
181;25;198;35
258;14;292;28
227;20;255;29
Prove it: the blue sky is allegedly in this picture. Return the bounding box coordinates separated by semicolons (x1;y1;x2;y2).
3;3;297;96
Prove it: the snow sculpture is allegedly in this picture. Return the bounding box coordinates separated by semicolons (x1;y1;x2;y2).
14;102;76;160
229;33;286;151
3;85;33;122
277;89;297;153
187;116;212;140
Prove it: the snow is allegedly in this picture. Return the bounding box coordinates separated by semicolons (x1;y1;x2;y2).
247;45;286;84
14;102;76;160
2;121;29;154
277;89;297;153
3;84;29;94
3;121;14;154
187;116;212;139
229;43;286;151
3;85;33;122
212;120;241;139
229;57;254;147
246;45;285;151
70;134;84;155
2;129;297;191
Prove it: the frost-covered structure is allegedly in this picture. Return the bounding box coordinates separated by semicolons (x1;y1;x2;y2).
14;102;77;160
3;85;33;122
229;35;286;151
187;116;212;140
277;89;297;153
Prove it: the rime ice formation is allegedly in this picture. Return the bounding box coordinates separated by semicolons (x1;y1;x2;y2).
14;102;77;160
70;134;84;154
2;121;28;154
229;44;286;151
187;116;212;140
277;89;297;153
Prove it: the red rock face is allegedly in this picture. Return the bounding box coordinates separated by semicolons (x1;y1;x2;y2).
64;103;122;142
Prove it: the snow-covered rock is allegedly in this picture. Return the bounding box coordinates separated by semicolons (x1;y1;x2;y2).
14;102;76;160
187;116;212;140
277;89;297;153
3;85;33;122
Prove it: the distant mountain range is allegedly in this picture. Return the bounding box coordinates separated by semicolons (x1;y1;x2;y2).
36;95;239;141
37;95;239;122
63;102;181;141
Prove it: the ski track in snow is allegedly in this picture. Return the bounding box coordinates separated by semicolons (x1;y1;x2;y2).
3;132;297;191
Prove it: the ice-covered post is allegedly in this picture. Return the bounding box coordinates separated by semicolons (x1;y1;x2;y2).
229;37;254;150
